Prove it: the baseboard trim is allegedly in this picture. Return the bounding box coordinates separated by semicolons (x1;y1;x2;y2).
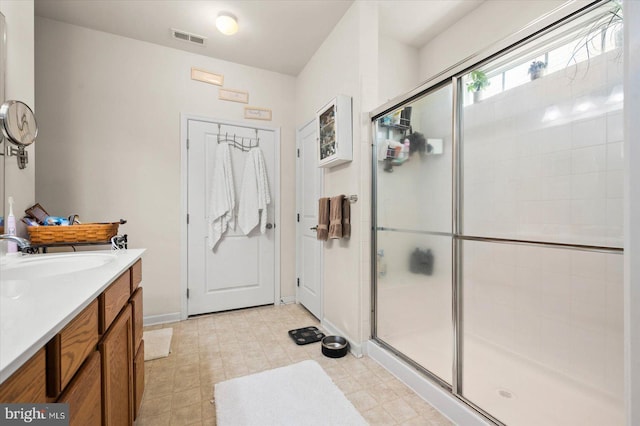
279;295;296;304
143;312;182;326
321;319;364;358
366;341;490;426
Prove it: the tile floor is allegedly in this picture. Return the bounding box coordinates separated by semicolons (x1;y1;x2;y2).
136;304;454;426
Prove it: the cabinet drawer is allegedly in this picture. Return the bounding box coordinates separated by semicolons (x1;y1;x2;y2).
100;271;131;333
47;299;100;397
57;351;102;426
130;259;142;292
130;287;143;352
0;348;47;403
133;341;145;420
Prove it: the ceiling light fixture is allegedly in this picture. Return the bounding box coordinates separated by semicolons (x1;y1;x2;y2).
216;12;238;36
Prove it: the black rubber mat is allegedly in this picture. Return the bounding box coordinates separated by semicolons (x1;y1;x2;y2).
288;326;325;345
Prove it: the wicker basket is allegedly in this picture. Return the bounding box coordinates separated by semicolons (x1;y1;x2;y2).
27;222;120;245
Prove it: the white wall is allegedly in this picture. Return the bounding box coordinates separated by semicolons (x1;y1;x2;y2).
1;0;35;241
34;17;297;318
418;0;573;82
378;35;419;105
295;1;378;346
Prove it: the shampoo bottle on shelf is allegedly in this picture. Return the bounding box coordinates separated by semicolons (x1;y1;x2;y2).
402;138;410;160
6;196;17;253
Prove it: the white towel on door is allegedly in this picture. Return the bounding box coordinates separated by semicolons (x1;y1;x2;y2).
238;148;271;235
208;143;236;249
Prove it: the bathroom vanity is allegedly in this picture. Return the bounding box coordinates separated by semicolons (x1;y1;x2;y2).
0;249;145;425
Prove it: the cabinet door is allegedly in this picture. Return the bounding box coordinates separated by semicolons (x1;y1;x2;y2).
99;305;133;426
317;100;337;164
317;95;352;168
133;341;144;420
57;351;102;426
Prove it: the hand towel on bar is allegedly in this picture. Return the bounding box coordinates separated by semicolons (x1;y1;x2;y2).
342;196;351;238
207;142;236;250
317;197;330;241
238;148;271;235
328;195;345;239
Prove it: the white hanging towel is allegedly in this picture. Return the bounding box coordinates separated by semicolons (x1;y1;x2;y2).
207;142;236;249
238;148;271;235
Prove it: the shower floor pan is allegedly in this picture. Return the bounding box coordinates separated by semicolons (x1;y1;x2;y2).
382;332;623;426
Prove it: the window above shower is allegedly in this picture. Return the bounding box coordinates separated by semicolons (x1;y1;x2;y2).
463;2;623;106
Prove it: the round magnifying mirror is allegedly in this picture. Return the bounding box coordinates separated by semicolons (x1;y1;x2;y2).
0;100;37;147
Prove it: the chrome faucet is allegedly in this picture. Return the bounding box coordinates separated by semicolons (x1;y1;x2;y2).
0;234;31;250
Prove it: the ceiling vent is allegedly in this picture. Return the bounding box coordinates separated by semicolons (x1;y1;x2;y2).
171;29;207;46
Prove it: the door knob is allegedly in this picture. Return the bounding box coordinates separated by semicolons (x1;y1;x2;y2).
266;223;273;229
310;226;318;232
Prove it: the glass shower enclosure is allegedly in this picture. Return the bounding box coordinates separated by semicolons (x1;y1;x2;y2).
371;1;624;425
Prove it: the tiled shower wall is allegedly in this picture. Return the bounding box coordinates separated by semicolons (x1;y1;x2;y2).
463;48;624;400
463;49;624;248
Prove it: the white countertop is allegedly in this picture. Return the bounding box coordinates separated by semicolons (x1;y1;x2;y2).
0;248;145;384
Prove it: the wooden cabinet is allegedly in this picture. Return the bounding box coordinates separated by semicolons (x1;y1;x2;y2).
100;305;134;426
317;94;352;168
57;351;102;426
0;348;47;403
0;259;143;426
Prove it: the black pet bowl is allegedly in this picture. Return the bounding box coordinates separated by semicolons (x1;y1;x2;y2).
321;335;349;358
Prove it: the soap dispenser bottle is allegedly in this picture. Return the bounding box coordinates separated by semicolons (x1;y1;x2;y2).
6;196;17;253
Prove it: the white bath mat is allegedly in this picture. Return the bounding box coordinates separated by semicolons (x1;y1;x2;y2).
143;328;173;361
215;360;367;426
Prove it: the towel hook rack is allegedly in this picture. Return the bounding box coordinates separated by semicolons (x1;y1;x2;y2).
216;123;259;152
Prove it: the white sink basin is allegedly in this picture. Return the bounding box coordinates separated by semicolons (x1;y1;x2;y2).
1;253;117;280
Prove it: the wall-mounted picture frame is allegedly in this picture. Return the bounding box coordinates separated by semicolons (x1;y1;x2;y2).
191;67;224;86
219;88;249;103
244;106;272;121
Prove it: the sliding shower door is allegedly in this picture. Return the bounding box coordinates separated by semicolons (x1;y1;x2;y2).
459;3;624;424
372;1;624;424
374;84;453;385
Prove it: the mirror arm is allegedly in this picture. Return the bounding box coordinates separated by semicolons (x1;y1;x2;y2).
5;143;28;169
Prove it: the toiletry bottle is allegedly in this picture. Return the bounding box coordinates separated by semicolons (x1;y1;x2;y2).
402;138;410;160
6;196;17;253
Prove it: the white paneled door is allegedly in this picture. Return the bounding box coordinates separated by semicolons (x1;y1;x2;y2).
187;119;277;316
296;120;323;319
